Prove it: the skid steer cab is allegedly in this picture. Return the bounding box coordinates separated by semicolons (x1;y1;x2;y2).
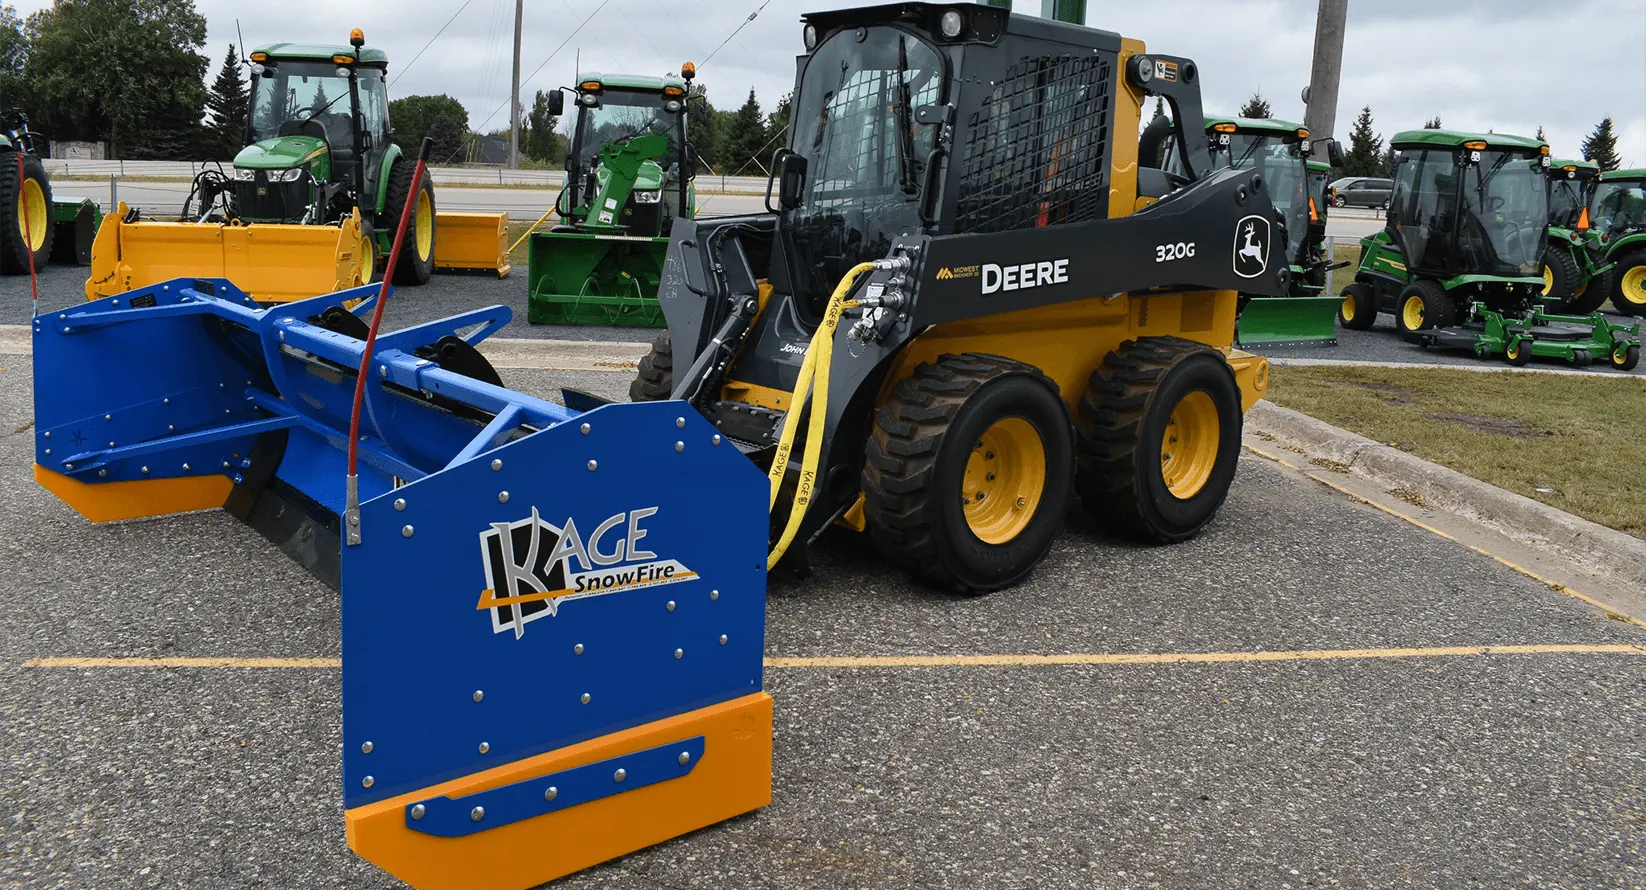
527;65;698;326
84;29;509;305
636;1;1291;594
1339;130;1639;369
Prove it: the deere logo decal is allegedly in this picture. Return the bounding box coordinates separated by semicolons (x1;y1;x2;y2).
982;259;1070;294
935;265;981;281
477;506;694;639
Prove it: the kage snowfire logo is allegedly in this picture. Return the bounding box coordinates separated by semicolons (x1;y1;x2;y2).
477;506;695;638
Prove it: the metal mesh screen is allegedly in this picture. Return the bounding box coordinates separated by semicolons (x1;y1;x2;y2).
954;54;1112;234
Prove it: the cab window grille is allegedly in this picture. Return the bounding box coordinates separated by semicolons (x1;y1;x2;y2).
955;54;1111;234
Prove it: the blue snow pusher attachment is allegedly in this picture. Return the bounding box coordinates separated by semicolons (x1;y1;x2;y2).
31;278;773;890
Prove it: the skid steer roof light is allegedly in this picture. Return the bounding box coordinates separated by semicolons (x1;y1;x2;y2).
803;23;818;50
1463;140;1488;150
939;9;965;39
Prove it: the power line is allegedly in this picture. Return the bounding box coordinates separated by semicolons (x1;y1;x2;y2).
389;0;478;88
701;0;776;68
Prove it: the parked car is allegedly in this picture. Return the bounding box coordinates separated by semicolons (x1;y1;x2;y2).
1328;176;1394;209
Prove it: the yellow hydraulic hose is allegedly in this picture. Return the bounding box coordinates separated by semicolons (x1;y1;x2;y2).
765;262;875;569
507;206;559;254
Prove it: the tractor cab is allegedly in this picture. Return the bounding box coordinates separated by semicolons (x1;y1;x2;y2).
1202;118;1342;287
1384;130;1549;281
555;71;694;234
239;38;391;226
1547;158;1600;229
1589;169;1646;240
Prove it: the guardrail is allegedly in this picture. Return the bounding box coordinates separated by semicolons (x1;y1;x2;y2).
42;159;770;193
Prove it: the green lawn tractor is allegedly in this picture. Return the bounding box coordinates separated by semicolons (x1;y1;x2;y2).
1587;168;1646;316
1191;117;1345;346
2;109;102;273
1339;130;1639;369
527;66;697;326
86;29;509;304
1539;158;1610;312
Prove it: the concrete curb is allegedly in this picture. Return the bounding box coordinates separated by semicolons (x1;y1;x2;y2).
1246;401;1646;593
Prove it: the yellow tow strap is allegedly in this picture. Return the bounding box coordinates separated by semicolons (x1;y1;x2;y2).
765;262;876;569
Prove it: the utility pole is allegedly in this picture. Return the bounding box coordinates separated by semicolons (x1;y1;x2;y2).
508;0;523;169
1303;0;1347;150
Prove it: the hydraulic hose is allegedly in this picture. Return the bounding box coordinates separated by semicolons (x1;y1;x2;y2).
765;261;875;569
343;137;432;545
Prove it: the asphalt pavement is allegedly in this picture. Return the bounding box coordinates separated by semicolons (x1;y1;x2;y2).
1;357;1642;889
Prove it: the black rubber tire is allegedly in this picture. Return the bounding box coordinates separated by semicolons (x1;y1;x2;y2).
1568;348;1591;367
1610;343;1640;372
1608;250;1646;317
1338;282;1378;330
1395;279;1457;335
0;150;55;275
1569;267;1611;315
380;158;436;286
1539;244;1582;303
861;353;1073;594
1075;337;1243;544
1504;338;1532;366
629;332;674;401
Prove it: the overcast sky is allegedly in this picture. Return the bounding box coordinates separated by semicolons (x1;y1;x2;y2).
13;0;1645;164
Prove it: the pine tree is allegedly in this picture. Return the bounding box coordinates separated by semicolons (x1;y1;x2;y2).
725;89;766;174
686;85;720;172
1581;116;1620;172
522;90;564;163
1535;125;1546;142
1380;146;1397;177
1238;92;1272;119
203;44;249;159
1341;105;1384;177
765;93;791;152
1150;97;1165;122
1423;116;1442;129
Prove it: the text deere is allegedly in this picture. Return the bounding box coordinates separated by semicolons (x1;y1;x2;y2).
981;259;1070;295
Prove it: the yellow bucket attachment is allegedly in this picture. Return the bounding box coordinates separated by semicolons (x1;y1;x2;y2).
433;211;511;277
85;203;366;304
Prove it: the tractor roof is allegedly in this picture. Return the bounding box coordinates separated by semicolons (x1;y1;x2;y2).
1390;128;1544;152
1307;160;1330;173
254;42;389;65
1204;116;1308;139
576;71;687;92
1599;167;1646;182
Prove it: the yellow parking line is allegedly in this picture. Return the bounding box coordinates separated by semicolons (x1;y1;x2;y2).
1242;443;1646;631
23;643;1643;671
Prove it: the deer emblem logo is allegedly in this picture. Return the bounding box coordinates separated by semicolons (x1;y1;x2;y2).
1232;214;1271;279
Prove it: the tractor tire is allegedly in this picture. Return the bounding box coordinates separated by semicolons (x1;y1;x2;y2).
629;332;674;401
1609;343;1640;372
1338;283;1378;331
1609;250;1646;317
0;150;55;275
1075;337;1243;544
1395;279;1456;336
1569;267;1611;315
861;353;1073;594
1539;244;1582;303
381;159;436;286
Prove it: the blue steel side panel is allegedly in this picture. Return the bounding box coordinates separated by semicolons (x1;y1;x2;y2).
339;400;767;809
406;736;706;837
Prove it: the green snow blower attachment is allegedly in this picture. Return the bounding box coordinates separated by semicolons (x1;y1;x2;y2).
528;69;696;327
1185;117;1345;347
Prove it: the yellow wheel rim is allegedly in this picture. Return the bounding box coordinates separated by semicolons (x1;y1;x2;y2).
1622;265;1646;306
1401;293;1426;329
961;417;1046;545
1507;340;1522;360
1573;278;1588;299
1160;390;1220;499
360;235;376;283
414;190;433;262
1540;265;1555;296
18;177;47;252
1340;293;1355;322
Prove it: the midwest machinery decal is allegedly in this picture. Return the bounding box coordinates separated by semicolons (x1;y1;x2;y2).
477;506;694;638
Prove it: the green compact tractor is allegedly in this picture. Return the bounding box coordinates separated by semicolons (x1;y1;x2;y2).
1588;168;1646;316
1200;117;1345;346
1540;158;1609;312
527;65;698;326
1339;130;1638;369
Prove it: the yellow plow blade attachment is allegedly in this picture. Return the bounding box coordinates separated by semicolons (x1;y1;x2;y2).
433;211;511;277
85;203;366;304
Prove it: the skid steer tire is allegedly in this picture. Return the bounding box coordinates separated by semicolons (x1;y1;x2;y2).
1;150;55;275
1338;283;1377;331
1395;279;1456;336
1539;245;1581;303
382;159;436;286
862;353;1073;594
1076;337;1243;544
629;332;674;401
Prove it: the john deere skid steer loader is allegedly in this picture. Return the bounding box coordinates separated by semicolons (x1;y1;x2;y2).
527;67;697;326
31;4;1286;888
1338;130;1639;368
85;30;509;304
